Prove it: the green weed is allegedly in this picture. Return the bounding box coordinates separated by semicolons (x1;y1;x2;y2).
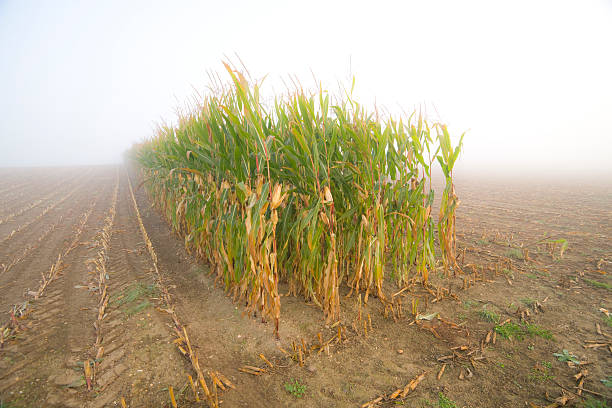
112;283;157;306
112;283;157;316
284;379;306;398
505;248;524;260
528;365;554;383
585;279;612;291
553;350;579;364
545;238;568;260
524;324;554;340
126;300;152;316
601;376;612;387
494;321;553;342
495;322;524;340
437;392;457;408
463;300;476;309
479;306;500;323
581;397;609;408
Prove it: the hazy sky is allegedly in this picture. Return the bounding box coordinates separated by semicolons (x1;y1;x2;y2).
1;0;611;176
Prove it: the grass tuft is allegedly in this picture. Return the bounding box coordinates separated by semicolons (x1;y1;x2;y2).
584;279;612;291
581;397;609;408
479;306;500;323
437;392;457;408
126;300;152;316
113;283;157;306
112;283;157;316
505;248;524;260
493;320;554;342
528;367;554;383
524;323;554;340
462;300;476;309
495;322;524;340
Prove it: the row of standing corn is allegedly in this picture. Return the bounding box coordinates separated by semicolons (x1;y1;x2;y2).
132;64;464;334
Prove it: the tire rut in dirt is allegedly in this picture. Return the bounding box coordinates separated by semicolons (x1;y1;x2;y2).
84;170;189;408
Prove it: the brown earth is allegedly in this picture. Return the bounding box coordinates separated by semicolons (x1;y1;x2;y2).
0;166;610;408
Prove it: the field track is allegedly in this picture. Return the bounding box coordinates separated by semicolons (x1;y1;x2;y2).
0;167;610;407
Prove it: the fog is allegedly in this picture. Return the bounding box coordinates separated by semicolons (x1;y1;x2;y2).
1;0;611;179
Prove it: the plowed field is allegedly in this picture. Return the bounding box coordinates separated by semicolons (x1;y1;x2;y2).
1;167;610;407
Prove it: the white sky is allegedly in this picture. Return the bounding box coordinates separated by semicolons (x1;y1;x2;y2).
1;0;611;177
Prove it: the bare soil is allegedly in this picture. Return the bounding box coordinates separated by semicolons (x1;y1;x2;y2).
0;167;610;408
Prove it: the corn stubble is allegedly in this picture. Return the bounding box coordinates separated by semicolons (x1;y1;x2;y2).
86;171;119;391
132;63;464;334
0;193;98;349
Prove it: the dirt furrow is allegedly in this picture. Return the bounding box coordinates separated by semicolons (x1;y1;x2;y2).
0;169;78;215
0;183;38;212
0;173;108;275
0;169;89;236
0;182;29;196
0;170;100;248
0;168;191;408
0;169;116;406
0;170;65;207
0;172;111;311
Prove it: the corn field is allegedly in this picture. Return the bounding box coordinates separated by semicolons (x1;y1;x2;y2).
132;64;464;335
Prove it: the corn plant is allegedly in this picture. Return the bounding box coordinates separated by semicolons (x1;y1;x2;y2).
437;124;464;274
132;63;464;331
